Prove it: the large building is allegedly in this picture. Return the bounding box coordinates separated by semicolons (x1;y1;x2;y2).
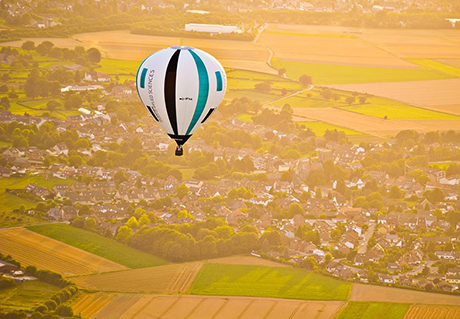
185;23;241;34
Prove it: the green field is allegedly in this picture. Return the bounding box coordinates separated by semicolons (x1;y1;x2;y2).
225;90;279;103
271;58;455;85
297;121;364;136
0;210;45;228
0;175;75;213
0;280;60;311
406;58;460;77
189;263;351;300
28;223;168;269
98;58;139;77
337;302;409;319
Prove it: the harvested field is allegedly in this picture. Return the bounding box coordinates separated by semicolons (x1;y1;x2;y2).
71;293;115;318
292;107;460;137
0;228;127;276
404;305;460;319
72;262;202;293
72;293;345;319
207;256;288;267
327;79;460;108
73;30;275;74
259;25;414;68
350;284;460;305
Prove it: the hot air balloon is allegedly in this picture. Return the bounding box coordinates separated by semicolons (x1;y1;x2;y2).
136;46;227;156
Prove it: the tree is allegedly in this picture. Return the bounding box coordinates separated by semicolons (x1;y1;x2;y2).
126;216;140;229
87;48;102;63
278;68;286;76
176;184;189;199
288;202;304;217
281;88;287;96
345;96;355;105
0;97;10;110
64;94;83;110
46;100;60;111
299;74;312;87
0;84;8;93
116;225;132;242
55;305;73;317
359;96;367;104
21;40;35;51
254;81;271;93
139;214;150;226
388;185;403;199
114;171;128;185
260;230;281;246
84;218;97;231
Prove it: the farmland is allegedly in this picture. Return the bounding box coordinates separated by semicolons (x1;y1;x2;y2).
72;293;345;319
349;283;460;306
207;255;288;267
0;175;75;213
0;227;127;276
189;263;351;300
337;302;409;319
0;280;60;311
404;305;460;319
291;107;460;137
28;223;167;269
327;78;460;111
71;262;203;293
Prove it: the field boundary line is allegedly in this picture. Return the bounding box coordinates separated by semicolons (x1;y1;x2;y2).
128;295;156;319
331;302;347;319
179;263;201;293
236;300;255;319
158;295;181;319
183;298;206;319
314;304;326;319
262;301;278;319
288;303;304;319
168;264;189;293
210;299;229;319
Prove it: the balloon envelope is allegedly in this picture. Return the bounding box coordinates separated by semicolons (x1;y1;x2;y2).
136;46;227;152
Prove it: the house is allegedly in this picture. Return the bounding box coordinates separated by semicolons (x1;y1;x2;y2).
446;275;460;284
0;260;18;273
378;274;395;284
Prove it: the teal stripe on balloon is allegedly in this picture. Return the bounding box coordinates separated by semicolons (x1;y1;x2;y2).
215;71;223;91
140;68;148;89
186;50;209;135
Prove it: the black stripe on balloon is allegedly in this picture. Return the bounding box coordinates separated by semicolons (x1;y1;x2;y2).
146;105;159;122
201;108;215;123
164;49;180;136
167;134;191;146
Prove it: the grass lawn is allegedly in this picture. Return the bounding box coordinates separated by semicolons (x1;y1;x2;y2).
297;121;364;136
0;280;60;311
271;58;455;85
189;263;351;300
0;192;36;212
28;224;168;269
236;113;253;122
0;175;75;193
337;302;410;319
0;210;45;228
98;58;140;75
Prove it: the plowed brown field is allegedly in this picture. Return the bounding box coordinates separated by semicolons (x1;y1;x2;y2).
404;305;460;319
71;261;202;293
350;284;460;306
0;228;127;276
72;294;345;319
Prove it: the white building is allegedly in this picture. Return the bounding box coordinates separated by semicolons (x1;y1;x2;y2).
185;23;241;34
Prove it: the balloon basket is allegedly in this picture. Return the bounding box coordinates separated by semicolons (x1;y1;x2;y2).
175;146;183;156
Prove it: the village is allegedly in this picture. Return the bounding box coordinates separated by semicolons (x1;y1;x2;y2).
1;90;460;296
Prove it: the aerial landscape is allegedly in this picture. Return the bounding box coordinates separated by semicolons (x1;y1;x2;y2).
1;0;460;318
